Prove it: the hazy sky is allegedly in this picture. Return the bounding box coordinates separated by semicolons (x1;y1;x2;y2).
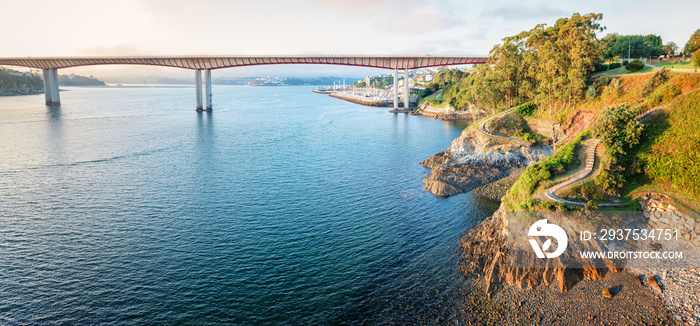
2;0;699;78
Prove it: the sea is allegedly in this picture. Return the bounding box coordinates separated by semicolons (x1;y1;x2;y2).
0;85;499;325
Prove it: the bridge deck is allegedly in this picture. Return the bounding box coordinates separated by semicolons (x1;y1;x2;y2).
0;55;490;70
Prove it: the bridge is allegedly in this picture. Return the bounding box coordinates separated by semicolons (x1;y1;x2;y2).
0;55;490;110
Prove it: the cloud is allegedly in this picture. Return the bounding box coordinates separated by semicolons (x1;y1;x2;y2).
79;44;146;56
309;0;422;15
481;2;567;20
373;5;464;33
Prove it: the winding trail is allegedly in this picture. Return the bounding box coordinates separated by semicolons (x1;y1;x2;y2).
542;139;616;206
544;108;665;206
478;107;532;147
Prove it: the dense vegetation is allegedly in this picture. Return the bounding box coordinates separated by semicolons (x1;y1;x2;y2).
438;13;604;116
0;68;43;92
591;105;643;194
600;34;664;59
684;29;700;55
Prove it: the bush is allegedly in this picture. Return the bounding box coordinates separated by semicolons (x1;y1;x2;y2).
609;62;622;69
642;68;671;95
626;60;645;72
623;60;629;66
586;85;597;99
515;102;536;116
591;104;644;193
503;132;587;210
593;63;609;72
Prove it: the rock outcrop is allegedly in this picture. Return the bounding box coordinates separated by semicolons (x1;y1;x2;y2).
421;128;552;197
459;204;625;297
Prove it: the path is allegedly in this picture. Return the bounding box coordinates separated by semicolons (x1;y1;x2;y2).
478;106;532;147
544;108;665;206
544;139;610;206
644;62;699;73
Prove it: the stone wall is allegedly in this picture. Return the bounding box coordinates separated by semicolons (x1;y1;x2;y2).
640;193;700;246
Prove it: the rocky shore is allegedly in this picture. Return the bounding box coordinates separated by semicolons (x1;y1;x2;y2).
0;82;43;96
420;127;552;197
457;203;679;325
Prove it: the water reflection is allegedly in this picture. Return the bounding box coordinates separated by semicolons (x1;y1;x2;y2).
45;105;64;159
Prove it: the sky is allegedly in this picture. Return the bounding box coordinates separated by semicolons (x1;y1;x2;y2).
2;0;699;79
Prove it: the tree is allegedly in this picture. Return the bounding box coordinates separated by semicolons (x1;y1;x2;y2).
443;13;604;115
684;29;700;55
663;42;678;57
609;34;664;59
600;33;620;60
693;49;700;68
591;104;644;193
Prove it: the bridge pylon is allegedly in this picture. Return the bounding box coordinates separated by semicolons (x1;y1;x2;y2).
42;68;60;106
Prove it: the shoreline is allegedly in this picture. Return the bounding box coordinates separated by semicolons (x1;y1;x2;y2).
328;92;415;107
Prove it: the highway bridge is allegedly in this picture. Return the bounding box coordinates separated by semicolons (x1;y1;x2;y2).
0;55;491;110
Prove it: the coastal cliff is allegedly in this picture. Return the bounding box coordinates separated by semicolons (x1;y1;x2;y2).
421;127;552;197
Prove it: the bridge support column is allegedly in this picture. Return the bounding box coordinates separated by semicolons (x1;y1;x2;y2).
393;69;398;110
42;68;60;105
404;69;410;110
195;69;203;111
205;69;212;111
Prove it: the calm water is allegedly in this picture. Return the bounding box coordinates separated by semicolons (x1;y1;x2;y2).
0;85;498;325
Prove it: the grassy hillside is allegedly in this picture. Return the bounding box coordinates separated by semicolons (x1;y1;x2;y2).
502;71;700;211
629;90;700;210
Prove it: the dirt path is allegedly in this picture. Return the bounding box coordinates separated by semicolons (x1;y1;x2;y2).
478;106;532;147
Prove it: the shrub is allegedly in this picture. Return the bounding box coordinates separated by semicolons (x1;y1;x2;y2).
609;62;622;69
626;60;645;72
593;63;609;72
623;60;629;66
586;85;597;99
515;102;536;116
591;104;644;193
503;132;586;210
642;68;671;95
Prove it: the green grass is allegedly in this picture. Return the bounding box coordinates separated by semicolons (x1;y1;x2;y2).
591;65;655;77
631;90;700;208
649;61;697;70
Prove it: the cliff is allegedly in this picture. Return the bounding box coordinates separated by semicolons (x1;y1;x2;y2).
421;127;552;197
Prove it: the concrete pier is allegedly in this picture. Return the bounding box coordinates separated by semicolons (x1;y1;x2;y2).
42;68;60;105
195;69;203;110
404;69;409;110
393;69;398;110
205;69;212;111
